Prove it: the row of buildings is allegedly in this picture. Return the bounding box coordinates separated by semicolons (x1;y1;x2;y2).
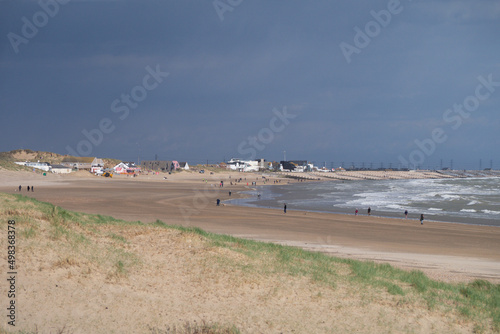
16;157;191;175
225;159;313;172
17;155;321;175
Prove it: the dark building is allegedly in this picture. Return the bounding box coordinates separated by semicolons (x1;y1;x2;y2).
141;160;174;172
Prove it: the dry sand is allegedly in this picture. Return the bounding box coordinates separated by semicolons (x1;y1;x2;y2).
1;169;499;284
1;169;500;333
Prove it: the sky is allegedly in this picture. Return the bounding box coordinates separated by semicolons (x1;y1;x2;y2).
1;0;499;169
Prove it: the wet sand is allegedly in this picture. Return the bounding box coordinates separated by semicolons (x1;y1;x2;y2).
2;170;500;283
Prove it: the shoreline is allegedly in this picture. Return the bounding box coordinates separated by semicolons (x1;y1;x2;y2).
1;169;500;283
227;177;500;228
226;197;500;228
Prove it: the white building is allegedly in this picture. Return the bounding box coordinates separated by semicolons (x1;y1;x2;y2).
226;158;262;172
15;161;51;172
91;158;105;174
50;165;73;174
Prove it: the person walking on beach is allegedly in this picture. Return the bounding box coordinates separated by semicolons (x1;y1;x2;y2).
31;186;34;192
355;208;358;216
404;210;408;219
420;213;424;225
27;186;30;192
284;203;287;214
18;185;21;192
367;207;371;216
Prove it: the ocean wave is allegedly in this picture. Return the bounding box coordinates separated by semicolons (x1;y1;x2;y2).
441;194;461;201
428;208;443;211
481;210;500;215
385;204;406;211
460;209;477;213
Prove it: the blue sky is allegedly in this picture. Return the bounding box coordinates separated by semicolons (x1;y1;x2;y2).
1;0;499;169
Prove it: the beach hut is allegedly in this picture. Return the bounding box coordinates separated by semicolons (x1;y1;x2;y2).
61;156;94;170
179;162;190;170
50;164;73;174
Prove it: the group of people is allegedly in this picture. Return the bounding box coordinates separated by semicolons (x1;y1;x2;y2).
282;203;425;223
405;210;425;224
18;185;34;192
354;207;424;224
355;207;371;216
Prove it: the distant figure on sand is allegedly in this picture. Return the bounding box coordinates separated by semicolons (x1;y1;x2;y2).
216;199;220;206
31;186;34;192
355;209;358;216
367;207;371;216
420;214;424;225
284;204;287;214
27;186;30;192
405;210;408;219
18;185;21;192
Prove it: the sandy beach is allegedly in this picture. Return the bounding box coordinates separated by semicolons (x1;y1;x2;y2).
2;168;500;333
2;169;499;284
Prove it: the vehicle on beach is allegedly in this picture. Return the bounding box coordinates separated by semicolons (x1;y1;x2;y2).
95;170;113;177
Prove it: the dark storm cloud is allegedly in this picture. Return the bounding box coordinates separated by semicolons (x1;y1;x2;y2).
1;0;499;168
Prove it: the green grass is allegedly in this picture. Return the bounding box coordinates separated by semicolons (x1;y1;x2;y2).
108;232;128;243
2;193;500;332
163;222;500;332
2;194;141;279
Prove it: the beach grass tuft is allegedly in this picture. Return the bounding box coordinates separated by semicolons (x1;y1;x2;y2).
148;321;241;334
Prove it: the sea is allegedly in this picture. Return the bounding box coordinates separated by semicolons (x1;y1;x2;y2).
227;177;500;227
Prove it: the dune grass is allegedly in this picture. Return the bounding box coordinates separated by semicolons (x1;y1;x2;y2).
148;321;241;334
159;224;500;332
1;193;499;333
2;194;140;281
